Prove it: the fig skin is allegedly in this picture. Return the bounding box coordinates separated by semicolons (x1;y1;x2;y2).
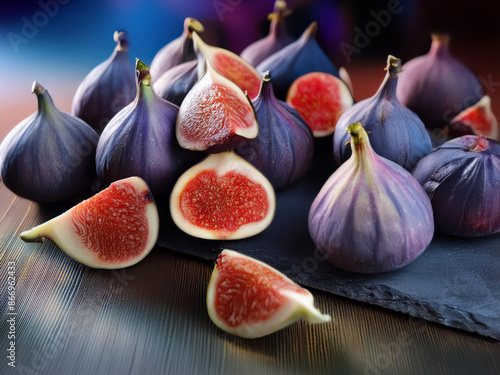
0;82;99;203
397;33;483;128
310;123;434;274
96;60;200;201
71;31;136;133
153;60;199;106
334;55;432;171
235;72;314;189
412;135;500;237
257;22;340;100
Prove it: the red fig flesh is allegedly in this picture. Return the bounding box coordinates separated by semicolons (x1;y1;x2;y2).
207;249;331;338
448;96;499;140
19;177;159;269
170;152;275;240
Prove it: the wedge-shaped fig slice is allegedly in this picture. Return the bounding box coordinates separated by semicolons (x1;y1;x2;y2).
207;249;331;338
19;177;159;269
193;32;262;99
176;60;258;152
170;152;275;240
287;72;354;137
448;96;499;140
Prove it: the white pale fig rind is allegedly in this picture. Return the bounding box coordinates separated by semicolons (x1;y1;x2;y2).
170;152;275;240
206;250;330;339
19;177;159;269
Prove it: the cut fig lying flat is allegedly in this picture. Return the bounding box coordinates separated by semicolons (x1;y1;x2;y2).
19;176;159;269
170;151;275;240
207;249;331;338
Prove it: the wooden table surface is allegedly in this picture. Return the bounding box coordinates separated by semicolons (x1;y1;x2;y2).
0;182;499;375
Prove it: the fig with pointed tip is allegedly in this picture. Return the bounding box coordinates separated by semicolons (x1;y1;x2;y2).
0;82;99;203
257;22;340;100
334;55;432;171
286;71;354;137
236;72;314;189
397;33;483;128
447;96;499;140
19;176;159;269
176;60;258;153
153;59;198;106
240;0;293;67
150;17;204;82
193;32;262;99
412;135;500;237
96;60;200;200
170;151;275;240
309;123;434;273
71;31;136;133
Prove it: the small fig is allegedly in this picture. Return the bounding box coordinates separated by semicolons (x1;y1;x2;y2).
207;249;331;339
170;151;276;240
309;123;434;273
193;32;262;99
176;60;258;153
286;71;354;137
0;82;99;203
334;55;432;171
71;31;136;133
412;135;500;237
397;33;483;128
257;22;340;100
236;72;314;189
19;176;159;269
96;60;199;200
150;17;204;82
240;0;293;67
153;59;198;106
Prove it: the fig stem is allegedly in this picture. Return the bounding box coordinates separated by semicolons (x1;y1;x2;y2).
32;81;57;117
19;226;45;243
262;70;271;82
186;17;204;35
301;22;318;43
114;30;129;51
385;55;402;77
346;122;370;146
430;33;450;57
135;59;151;86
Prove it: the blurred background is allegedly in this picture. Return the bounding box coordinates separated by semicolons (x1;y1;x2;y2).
1;0;499;140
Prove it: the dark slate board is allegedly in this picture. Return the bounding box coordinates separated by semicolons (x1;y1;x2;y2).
156;139;500;340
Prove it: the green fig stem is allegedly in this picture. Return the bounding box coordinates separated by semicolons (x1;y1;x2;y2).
32;81;57;117
19;226;45;243
135;59;151;86
346;122;370;147
268;1;292;37
186;17;204;35
114;30;129;52
430;33;450;57
385;55;402;77
262;70;271;83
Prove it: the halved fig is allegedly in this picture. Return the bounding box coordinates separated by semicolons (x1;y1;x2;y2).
193;32;262;99
286;72;354;137
19;177;159;269
170;152;275;240
448;95;499;140
207;249;331;338
176;60;258;152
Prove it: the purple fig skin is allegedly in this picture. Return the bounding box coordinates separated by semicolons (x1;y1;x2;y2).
153;60;199;106
256;22;340;101
396;33;483;128
240;0;293;67
96;60;201;200
235;73;314;189
71;31;136;133
150;18;204;82
334;55;432;171
309;123;434;274
411;135;500;237
0;82;99;203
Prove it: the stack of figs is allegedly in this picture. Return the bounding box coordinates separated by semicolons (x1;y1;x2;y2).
2;0;499;277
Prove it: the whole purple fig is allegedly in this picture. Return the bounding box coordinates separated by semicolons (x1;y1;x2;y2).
235;72;314;189
309;122;434;273
397;33;483;128
240;0;293;67
0;82;99;203
412;135;500;237
153;60;198;106
71;31;136;133
150;18;204;82
96;60;200;200
334;55;432;171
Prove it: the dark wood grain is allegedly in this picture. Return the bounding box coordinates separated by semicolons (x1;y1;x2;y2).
1;183;499;375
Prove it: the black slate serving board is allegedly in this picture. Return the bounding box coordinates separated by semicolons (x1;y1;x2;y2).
157;140;500;340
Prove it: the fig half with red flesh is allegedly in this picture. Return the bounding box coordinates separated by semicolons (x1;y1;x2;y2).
448;95;499;140
170;151;275;240
286;72;354;137
193;32;262;100
176;60;258;152
19;177;159;269
207;249;331;338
